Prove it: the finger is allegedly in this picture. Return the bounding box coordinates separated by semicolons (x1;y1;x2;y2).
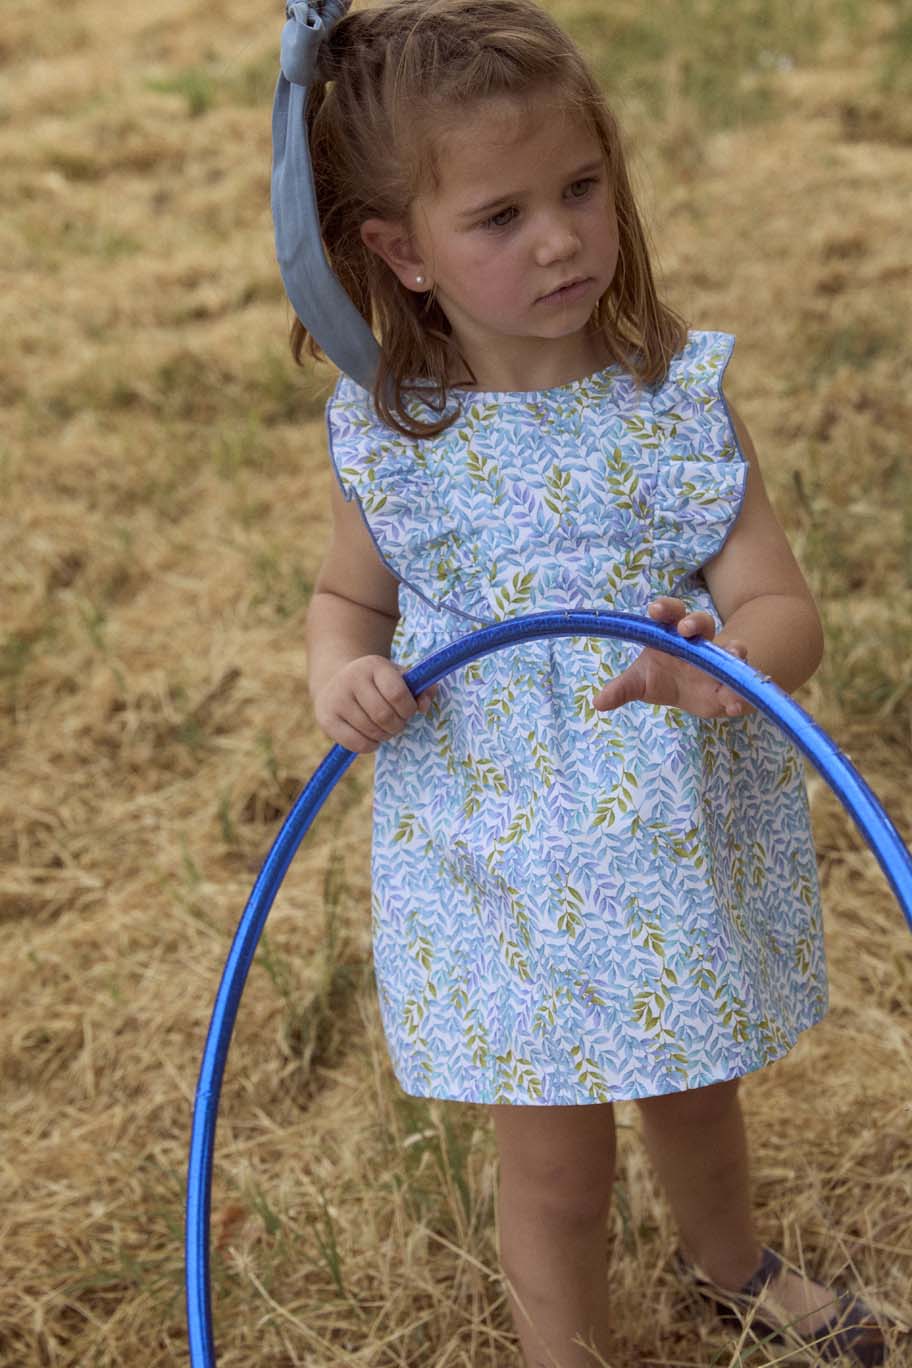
714;637;751;714
348;693;399;742
392;669;437;716
416;686;437;714
593;668;644;712
646;596;687;624
676;610;717;641
711;682;751;717
326;717;382;753
356;678;414;733
718;636;748;661
371;665;420;723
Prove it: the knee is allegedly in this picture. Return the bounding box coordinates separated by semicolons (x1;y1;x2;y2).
492;1103;617;1232
499;1149;615;1231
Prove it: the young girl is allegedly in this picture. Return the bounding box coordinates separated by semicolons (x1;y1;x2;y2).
291;1;889;1362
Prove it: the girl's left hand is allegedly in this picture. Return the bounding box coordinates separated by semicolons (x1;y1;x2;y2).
592;597;753;719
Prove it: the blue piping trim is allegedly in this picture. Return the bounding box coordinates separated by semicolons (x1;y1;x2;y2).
710;331;750;560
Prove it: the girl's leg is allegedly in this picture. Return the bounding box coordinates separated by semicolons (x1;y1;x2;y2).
634;1079;839;1332
491;1102;616;1368
635;1078;760;1285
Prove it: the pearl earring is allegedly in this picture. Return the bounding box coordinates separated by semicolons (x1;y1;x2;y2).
415;275;425;287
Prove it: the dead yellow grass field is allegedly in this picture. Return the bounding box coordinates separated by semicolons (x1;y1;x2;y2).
2;1;911;1364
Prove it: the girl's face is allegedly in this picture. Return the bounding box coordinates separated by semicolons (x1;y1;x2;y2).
363;94;620;390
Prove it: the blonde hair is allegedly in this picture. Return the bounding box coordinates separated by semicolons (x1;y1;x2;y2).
293;0;687;437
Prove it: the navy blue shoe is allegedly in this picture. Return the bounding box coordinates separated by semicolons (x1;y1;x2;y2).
675;1245;892;1365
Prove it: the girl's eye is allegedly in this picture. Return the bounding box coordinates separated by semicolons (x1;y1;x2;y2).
482;206;518;231
479;178;599;230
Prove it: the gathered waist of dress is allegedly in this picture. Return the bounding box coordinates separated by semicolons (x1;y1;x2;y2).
390;581;720;675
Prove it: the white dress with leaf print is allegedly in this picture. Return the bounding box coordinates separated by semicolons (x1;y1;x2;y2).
326;330;827;1105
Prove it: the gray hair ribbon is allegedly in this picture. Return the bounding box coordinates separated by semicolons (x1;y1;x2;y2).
272;2;381;391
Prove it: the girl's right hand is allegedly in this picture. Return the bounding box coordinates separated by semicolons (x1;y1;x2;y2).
312;655;437;753
593;598;751;719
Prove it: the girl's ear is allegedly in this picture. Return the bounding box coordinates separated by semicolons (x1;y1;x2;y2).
360;218;430;292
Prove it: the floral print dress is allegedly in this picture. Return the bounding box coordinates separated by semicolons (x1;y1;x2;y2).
325;330;827;1105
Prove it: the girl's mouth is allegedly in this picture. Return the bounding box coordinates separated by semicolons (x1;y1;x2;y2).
537;277;592;305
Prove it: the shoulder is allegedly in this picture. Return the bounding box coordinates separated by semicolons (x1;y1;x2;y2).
721;395;759;472
325;373;414;494
326;371;378;433
662;329;736;394
647;330;739;436
680;333;759;472
650;330;744;467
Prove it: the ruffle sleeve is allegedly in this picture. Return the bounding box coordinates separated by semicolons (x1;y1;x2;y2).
648;331;749;595
325;374;489;622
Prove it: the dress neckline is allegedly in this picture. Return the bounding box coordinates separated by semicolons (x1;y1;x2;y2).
449;361;624;403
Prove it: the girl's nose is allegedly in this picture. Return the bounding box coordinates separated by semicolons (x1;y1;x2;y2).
534;214;581;266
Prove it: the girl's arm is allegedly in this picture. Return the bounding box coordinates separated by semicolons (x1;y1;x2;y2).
308;480;435;752
594;399;823;717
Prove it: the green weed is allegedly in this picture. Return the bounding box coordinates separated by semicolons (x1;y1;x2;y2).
62;220;140;261
305;1194;348;1299
20;218;140;268
391;1094;490;1238
147;68;217;118
75;597;127;693
256;730;281;788
248;1182;283;1239
0;626;49;702
817;612;910;725
613;1178;636;1252
565;0;824;130
218;791;239;848
880;0;912;93
174;714;207;753
210;418;271;480
250;349;329;425
255;849;366;1090
147;49;278;119
226;52;280;108
809;322;895;377
155;351;228;422
180;836;203;893
251;546;313;620
76;597;107;652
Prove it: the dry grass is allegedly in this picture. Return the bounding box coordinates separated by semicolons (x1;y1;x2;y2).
2;0;911;1364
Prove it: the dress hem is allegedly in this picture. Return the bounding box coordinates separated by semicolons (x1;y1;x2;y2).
385;1007;829;1107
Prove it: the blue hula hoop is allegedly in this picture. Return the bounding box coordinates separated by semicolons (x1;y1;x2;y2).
185;610;912;1366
